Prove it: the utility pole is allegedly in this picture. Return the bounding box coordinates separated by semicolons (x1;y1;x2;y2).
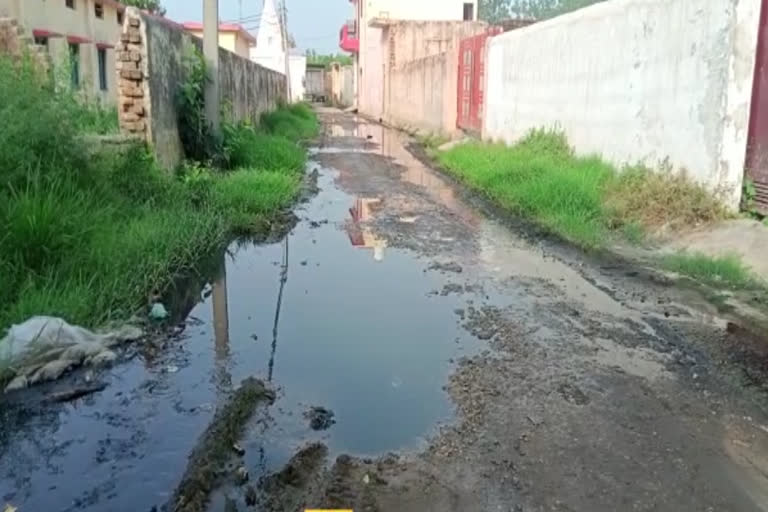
279;0;292;102
203;0;220;135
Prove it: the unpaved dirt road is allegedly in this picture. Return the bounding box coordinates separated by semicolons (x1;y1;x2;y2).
3;108;768;512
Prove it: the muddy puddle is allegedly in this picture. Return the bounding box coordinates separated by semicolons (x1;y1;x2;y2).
3;110;767;512
0;121;487;512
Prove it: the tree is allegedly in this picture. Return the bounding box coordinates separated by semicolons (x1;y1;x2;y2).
479;0;607;22
121;0;166;16
479;0;512;23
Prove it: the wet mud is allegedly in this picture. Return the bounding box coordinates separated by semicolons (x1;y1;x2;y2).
3;108;768;512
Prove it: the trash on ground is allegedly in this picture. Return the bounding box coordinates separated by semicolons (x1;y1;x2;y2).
149;302;169;321
0;316;142;392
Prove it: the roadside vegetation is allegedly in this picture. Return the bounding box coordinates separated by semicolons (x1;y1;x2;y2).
0;56;317;330
436;130;766;292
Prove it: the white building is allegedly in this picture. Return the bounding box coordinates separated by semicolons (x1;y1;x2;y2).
250;0;285;74
288;49;306;103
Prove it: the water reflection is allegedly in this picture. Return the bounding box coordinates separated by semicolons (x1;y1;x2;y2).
212;255;232;391
346;197;388;261
268;238;290;382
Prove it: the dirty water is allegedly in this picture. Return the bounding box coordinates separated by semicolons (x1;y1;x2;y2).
3;109;768;512
0;115;488;512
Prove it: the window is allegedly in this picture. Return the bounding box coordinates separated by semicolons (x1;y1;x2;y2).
94;2;104;18
117;10;124;25
98;48;108;91
34;36;49;48
66;0;75;9
463;2;474;21
69;43;80;88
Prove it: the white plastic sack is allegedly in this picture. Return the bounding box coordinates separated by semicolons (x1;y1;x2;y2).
1;316;142;391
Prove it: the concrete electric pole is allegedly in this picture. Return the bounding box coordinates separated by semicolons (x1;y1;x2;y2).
203;0;220;134
280;0;292;102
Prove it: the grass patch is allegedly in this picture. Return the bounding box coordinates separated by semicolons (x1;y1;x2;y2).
437;129;727;249
211;169;300;233
661;252;763;291
0;56;316;331
604;164;726;232
260;103;319;142
224;126;306;171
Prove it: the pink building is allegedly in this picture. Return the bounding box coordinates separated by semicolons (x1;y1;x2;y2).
341;0;478;119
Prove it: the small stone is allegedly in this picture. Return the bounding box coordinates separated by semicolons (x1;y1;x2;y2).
234;466;249;485
232;443;245;456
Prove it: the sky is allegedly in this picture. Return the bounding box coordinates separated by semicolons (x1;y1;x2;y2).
163;0;350;54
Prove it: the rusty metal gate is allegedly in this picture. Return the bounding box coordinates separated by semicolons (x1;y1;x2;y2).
457;28;501;134
746;0;768;213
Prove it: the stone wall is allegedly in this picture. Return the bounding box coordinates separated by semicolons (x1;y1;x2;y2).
117;8;286;170
483;0;762;209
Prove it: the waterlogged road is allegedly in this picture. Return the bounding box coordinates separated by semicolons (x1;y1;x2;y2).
2;108;768;512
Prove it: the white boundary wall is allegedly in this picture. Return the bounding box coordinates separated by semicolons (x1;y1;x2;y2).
483;0;762;209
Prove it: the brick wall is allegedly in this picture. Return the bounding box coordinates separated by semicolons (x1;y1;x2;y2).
0;17;50;72
115;13;149;139
116;7;286;169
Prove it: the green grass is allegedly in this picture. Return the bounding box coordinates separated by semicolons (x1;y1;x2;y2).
437;129;726;250
260;103;319;142
0;56;317;331
661;252;763;290
224;127;306;171
211;169;301;233
439;130;614;248
435;129;765;296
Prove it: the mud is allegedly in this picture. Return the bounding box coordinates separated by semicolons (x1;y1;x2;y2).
4;108;768;512
170;378;274;512
251;109;768;511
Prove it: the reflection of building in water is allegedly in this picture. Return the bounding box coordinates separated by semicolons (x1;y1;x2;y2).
346;197;387;261
331;123;358;137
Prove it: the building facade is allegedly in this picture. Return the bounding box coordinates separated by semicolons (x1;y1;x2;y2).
251;0;285;74
342;0;479;118
0;0;125;105
182;22;256;59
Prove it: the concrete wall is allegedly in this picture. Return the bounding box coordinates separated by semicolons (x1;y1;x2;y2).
386;48;457;134
483;0;762;209
0;0;123;105
379;20;487;134
289;53;306;103
365;0;478;21
117;8;285;170
326;63;355;107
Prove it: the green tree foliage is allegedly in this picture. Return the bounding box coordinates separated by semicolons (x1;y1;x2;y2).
121;0;166;16
306;51;353;68
479;0;607;21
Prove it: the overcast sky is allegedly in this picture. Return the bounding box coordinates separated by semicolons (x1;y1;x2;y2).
163;0;350;54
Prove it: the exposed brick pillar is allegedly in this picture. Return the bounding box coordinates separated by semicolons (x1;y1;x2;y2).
116;13;149;140
0;17;51;73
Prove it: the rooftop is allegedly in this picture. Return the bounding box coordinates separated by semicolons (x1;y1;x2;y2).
181;22;257;45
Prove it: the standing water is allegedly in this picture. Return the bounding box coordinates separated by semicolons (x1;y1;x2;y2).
0;113;493;511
